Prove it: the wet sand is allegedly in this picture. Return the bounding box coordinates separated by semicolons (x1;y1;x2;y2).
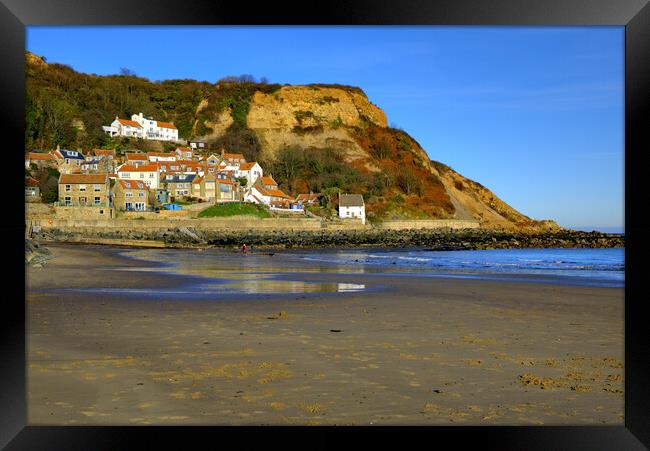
26;243;624;425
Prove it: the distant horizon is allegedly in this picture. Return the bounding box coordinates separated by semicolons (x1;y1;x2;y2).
26;26;624;231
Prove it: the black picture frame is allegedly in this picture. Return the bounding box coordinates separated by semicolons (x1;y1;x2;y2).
3;0;648;449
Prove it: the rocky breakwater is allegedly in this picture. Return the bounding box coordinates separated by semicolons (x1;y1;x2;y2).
25;239;54;267
34;226;624;249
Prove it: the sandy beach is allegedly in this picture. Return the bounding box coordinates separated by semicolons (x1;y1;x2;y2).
26;243;624;425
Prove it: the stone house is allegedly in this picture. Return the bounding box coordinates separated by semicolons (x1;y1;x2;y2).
51;149;85;166
113;179;150;211
192;173;218;202
162;173;196;198
81;156;115;174
216;178;238;202
58;173;111;207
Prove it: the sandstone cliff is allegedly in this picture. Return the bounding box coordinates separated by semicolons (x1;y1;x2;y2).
26;52;561;231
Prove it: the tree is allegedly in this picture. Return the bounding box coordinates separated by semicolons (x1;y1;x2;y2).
120;67;137;76
320;187;341;209
397;168;419;195
236;176;248;187
370;138;391;160
276;147;304;192
37;167;60;204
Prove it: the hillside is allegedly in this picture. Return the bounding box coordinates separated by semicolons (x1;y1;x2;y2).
25;51;561;231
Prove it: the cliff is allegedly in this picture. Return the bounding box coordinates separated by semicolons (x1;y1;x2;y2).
25;52;561;231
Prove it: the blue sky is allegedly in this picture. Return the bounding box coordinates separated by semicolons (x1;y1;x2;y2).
26;26;624;231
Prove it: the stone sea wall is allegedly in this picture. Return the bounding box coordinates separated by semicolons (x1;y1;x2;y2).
375;220;479;230
32;225;624;250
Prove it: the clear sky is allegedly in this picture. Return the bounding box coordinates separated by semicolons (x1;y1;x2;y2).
26;26;624;231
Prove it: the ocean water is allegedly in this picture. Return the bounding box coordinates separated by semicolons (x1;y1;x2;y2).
286;247;625;286
103;246;624;296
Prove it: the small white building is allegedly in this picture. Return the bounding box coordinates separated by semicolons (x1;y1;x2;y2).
189;139;207;150
236;162;263;188
338;193;366;224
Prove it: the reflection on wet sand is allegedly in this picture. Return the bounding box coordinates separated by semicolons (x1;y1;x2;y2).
98;249;370;295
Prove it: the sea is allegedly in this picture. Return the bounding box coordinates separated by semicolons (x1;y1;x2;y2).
284;247;625;287
113;246;625;295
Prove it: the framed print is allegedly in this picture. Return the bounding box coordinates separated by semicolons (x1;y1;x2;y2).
2;0;649;449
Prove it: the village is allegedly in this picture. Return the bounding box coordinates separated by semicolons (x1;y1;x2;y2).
25;112;367;225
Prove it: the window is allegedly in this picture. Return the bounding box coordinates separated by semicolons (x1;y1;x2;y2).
135;202;145;211
94;196;101;205
149;173;154;178
140;173;145;179
64;185;71;192
79;196;87;204
125;202;133;210
126;192;133;197
64;196;71;206
138;192;144;197
94;184;101;192
122;172;130;178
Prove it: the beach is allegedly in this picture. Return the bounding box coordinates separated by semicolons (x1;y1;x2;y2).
26;243;624;425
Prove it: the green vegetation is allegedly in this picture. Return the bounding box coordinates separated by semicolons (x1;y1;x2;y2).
208;126;262;163
306;84;366;96
330;115;343;128
32;166;60;204
25;53;281;152
397;167;423;196
369;137;391;160
293;110;317;124
198;203;271;218
292;125;324;135
316;96;340;105
267;147;372;196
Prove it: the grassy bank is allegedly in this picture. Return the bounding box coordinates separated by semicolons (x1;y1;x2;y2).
197;203;272;218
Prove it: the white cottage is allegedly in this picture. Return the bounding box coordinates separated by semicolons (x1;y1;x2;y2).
131;113;179;142
338;194;366;225
103;113;178;142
